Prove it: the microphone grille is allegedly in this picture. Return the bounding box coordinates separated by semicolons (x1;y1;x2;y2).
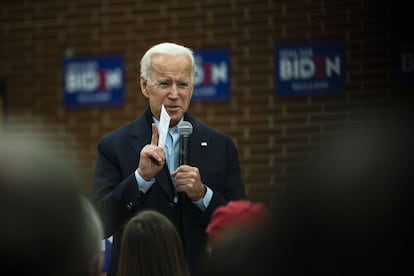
178;121;193;136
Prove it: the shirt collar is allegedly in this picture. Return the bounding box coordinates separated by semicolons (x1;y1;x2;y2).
152;116;183;133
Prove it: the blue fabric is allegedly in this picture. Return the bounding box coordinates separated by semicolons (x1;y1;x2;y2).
165;125;179;173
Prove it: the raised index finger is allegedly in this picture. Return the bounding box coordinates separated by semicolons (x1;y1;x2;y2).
151;123;159;145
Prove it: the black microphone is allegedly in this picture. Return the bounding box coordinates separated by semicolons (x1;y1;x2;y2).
175;121;193;202
178;120;193;166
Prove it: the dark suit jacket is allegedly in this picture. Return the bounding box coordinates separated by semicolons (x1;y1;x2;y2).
92;108;247;276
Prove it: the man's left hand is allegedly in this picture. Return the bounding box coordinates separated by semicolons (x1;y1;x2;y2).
171;165;207;201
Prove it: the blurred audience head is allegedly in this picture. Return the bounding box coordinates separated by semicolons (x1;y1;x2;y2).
206;200;271;248
117;209;189;276
270;104;414;275
0;134;103;276
81;196;105;276
202;226;274;276
202;200;273;276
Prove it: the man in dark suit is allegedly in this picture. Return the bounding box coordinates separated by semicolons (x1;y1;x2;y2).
92;42;247;276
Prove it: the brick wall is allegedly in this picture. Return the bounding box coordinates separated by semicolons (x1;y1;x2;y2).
0;0;411;206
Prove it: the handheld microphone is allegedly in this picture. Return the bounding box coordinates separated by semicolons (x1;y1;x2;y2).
178;121;193;165
175;121;193;202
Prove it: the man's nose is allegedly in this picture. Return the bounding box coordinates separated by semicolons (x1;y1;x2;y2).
169;84;179;98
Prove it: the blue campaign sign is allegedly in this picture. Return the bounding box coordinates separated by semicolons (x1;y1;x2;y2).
275;42;346;96
193;49;231;101
63;55;124;107
398;43;414;89
101;236;112;273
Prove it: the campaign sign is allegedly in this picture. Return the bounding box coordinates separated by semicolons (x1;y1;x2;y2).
275;42;345;96
63;55;124;107
101;236;112;273
193;49;231;101
398;43;414;88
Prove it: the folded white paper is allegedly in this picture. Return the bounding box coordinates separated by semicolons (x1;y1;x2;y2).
158;104;170;149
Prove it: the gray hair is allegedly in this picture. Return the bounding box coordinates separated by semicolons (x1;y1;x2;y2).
140;42;195;80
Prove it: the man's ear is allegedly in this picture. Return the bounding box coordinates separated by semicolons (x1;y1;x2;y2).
140;76;149;98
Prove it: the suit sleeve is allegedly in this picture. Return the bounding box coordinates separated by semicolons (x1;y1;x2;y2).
198;135;248;226
91;137;142;238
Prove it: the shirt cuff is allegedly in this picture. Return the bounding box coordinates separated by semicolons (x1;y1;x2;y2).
192;185;213;211
135;170;155;193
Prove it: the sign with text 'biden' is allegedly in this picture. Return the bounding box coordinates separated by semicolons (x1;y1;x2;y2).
275;42;345;96
398;43;414;89
193;49;230;101
63;55;124;107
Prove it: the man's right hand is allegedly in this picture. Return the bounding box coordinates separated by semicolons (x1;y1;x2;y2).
137;123;165;181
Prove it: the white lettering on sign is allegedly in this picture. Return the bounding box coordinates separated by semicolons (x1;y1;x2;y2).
194;63;203;85
65;62;97;93
65;62;122;93
401;53;414;73
194;62;228;86
106;68;123;89
212;62;228;83
279;56;341;80
326;56;341;77
280;58;315;80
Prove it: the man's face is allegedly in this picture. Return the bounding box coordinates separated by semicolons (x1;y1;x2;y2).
140;53;194;127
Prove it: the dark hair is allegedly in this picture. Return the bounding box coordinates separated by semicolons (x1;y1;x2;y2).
117;210;189;276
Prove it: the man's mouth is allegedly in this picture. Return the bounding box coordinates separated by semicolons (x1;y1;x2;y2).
165;105;179;111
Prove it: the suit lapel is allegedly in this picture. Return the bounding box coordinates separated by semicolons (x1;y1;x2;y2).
184;114;211;168
156;166;175;201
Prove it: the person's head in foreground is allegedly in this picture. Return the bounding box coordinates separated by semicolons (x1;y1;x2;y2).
0;136;104;276
117;209;189;276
